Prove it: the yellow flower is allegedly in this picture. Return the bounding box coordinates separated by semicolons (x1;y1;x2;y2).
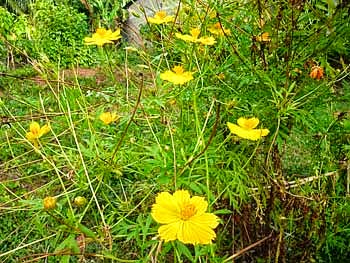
160;65;194;85
148;11;174;24
43;196;56;210
255;32;271;43
227;117;269;141
151;190;219;245
99;112;119;125
84;28;121;46
26;122;50;142
175;28;216;45
208;22;231;36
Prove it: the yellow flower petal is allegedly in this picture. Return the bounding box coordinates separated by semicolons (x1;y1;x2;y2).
198;36;216;45
99;112;119;125
173;189;191;205
26;132;37;141
208;23;231;36
160;66;194;85
152;192;180;224
39;124;51;137
227;122;269;140
148;11;174;24
158;221;182;242
29;122;41;135
84;28;121;47
178;217;218;244
237;117;259;129
175;33;197;43
189;196;207;215
191;212;220;229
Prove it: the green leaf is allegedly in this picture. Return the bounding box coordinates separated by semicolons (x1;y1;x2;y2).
77;223;97;239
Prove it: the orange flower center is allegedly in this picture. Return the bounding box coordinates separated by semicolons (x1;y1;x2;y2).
96;28;108;37
180;204;197;220
242;120;256;129
156;11;166;19
173;66;184;74
31;127;40;135
214;22;221;29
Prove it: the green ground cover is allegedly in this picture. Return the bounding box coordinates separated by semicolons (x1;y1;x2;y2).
0;0;350;262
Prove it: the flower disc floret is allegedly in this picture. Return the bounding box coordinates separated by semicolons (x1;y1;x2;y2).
151;190;219;245
227;117;269;141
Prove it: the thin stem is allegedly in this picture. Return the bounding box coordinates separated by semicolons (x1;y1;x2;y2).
110;74;143;162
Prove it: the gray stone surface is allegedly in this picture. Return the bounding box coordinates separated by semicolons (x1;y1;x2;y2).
124;0;179;45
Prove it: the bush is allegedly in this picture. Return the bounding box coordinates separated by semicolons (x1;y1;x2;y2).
30;0;92;67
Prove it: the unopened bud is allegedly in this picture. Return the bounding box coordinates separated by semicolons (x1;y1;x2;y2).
43;196;56;210
74;196;87;207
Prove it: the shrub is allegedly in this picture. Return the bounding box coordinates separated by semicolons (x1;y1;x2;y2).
30;0;92;67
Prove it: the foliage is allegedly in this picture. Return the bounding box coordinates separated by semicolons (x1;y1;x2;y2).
29;0;92;67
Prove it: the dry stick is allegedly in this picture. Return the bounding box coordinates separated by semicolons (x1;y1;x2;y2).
0;72;109;93
110;74;143;162
250;171;338;192
178;102;220;176
168;0;182;40
223;232;274;262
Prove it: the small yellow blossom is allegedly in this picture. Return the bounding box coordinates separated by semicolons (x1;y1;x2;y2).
43;196;56;210
227;117;269;141
151;189;219;245
175;28;216;45
148;11;174;24
99;112;119;125
208;22;231;36
84;28;121;47
26;122;50;142
255;32;271;43
160;65;194;85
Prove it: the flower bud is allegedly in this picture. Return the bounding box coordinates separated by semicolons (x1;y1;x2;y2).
43;196;56;210
74;196;87;207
